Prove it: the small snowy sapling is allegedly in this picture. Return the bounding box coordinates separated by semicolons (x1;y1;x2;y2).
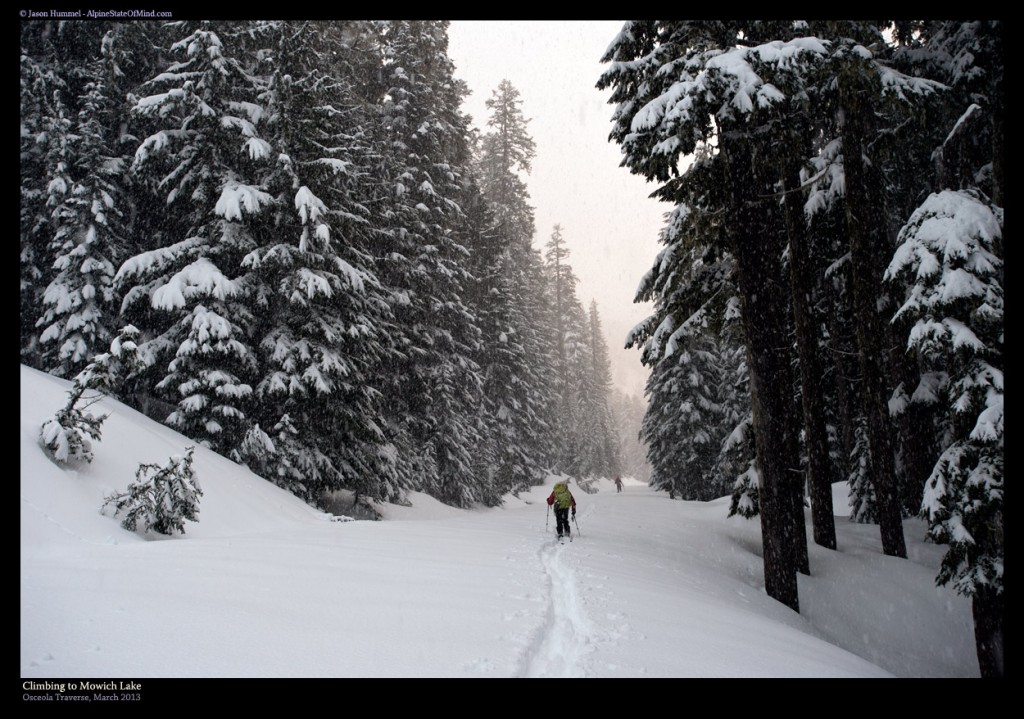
103;447;202;535
39;361;111;464
39;325;146;464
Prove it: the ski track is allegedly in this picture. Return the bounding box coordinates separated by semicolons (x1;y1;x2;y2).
517;532;597;678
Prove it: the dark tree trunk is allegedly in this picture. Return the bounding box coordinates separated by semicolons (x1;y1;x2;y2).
972;586;1004;677
779;146;838;551
990;23;1003;208
890;344;940;516
824;285;859;478
723;136;809;613
837;60;907;559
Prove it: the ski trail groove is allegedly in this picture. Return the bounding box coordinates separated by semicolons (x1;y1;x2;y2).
518;541;595;677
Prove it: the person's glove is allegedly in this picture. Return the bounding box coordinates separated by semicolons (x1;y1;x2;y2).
572;508;576;516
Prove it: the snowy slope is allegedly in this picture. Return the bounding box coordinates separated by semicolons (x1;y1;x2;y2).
20;365;979;679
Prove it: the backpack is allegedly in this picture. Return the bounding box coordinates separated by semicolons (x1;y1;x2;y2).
552;482;572;509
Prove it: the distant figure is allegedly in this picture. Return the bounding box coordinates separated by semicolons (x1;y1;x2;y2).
614;476;623;493
547;480;576;540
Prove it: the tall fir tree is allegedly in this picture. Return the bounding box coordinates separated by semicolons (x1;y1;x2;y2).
116;21;269;458
886;189;1003;677
472;79;556;496
21;23;74;369
582;301;621;479
601;20;829;610
608;388;650;484
544;223;584;476
376;20;485;507
36;68;124;379
881;19;1004;680
238;20;401;508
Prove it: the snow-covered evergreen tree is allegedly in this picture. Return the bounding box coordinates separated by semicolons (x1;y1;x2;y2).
36;70;124;378
376;20;485;507
608;388;650;483
21;20;162;376
223;21;401;509
544;224;585;476
602;21;829;608
21;30;73;369
116;21;268;458
888;40;1004;676
40;370;108;465
472;79;555;497
625;163;746;505
581;301;621;478
103;447;202;536
38;325;143;465
886;188;1003;676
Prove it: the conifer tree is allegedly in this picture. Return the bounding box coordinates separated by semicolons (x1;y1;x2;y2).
600;21;819;609
226;20;401;509
36;69;123;379
104;447;202;535
21;29;73;369
39;325;144;465
884;22;1004;676
794;20;948;556
376;20;485;506
472;79;555;496
116;21;269;458
40;366;109;465
459;171;509;503
544;224;584;475
886;189;1003;676
629;194;748;505
583;301;621;478
608;389;650;483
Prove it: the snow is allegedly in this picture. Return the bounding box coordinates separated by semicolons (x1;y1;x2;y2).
20;364;979;682
214;181;272;221
150;258;237;310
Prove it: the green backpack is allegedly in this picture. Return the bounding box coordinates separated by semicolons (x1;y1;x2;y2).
553;482;572;509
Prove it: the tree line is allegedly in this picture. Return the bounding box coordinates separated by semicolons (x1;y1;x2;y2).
600;20;1003;676
20;20;622;516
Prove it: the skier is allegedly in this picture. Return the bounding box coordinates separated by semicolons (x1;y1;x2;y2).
614;476;623;493
547;479;576;540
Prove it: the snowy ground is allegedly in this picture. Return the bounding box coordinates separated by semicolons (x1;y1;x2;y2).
20;364;980;685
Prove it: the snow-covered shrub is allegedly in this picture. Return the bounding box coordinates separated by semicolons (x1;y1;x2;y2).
40;398;107;464
103;447;202;536
39;325;146;465
39;368;109;464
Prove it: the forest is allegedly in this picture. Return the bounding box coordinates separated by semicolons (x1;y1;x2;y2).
21;19;631;513
599;21;1002;676
21;20;1002;676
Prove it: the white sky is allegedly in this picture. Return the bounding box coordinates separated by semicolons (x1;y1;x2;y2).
20;365;980;683
447;21;667;397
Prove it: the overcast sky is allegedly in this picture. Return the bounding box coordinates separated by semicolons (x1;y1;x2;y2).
447;21;667;396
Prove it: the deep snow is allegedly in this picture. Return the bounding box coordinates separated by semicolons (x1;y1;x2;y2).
20;364;980;684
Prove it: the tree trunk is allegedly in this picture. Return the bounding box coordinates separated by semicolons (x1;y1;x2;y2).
824;289;859;479
989;23;1003;208
837;60;907;558
723;137;809;612
972;586;1004;677
890;345;940;515
779;155;838;551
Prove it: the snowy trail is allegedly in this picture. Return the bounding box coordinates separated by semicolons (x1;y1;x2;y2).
518;539;596;677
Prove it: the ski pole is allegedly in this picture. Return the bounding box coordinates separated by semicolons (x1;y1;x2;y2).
546;503;550;533
572;513;582;537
